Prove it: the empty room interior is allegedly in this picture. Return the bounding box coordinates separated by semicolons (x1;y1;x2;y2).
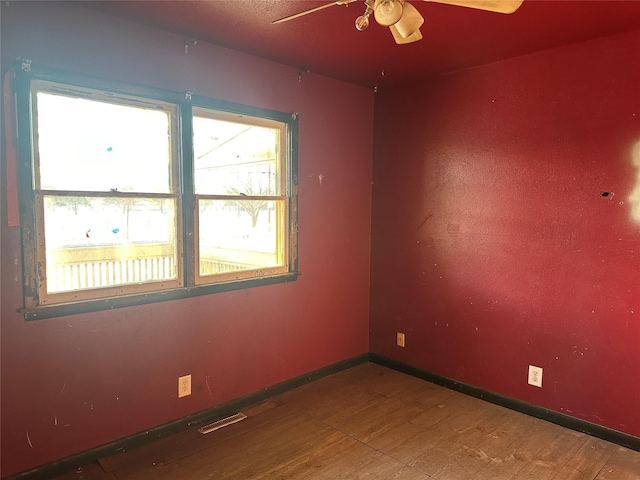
1;0;639;478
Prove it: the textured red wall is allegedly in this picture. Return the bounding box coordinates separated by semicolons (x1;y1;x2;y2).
0;3;372;476
371;29;640;437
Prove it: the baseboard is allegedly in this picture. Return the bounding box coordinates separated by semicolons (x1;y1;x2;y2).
3;353;369;480
369;353;640;452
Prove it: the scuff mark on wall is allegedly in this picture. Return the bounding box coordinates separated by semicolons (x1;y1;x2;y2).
205;375;213;398
416;212;434;231
629;141;640;222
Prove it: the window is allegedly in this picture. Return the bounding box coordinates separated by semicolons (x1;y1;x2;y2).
14;62;298;319
31;83;183;304
192;108;290;284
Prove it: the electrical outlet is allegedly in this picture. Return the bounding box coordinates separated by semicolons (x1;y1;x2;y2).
178;374;192;398
528;365;543;388
396;332;405;348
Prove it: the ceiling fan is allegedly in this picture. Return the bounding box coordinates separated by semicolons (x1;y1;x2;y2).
272;0;524;45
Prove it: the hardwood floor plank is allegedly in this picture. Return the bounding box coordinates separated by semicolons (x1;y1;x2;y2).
323;395;427;444
409;407;529;477
343;363;456;410
107;403;298;479
261;432;367;478
119;411;341;479
269;437;405;479
372;394;499;467
274;380;386;422
51;462;117;480
514;428;589;480
469;417;567;479
594;445;640;480
383;466;432;479
415;406;529;479
550;436;619;480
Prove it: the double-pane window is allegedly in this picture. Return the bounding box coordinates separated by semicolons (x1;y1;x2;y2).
14;64;298;318
33;84;182;304
193;109;290;283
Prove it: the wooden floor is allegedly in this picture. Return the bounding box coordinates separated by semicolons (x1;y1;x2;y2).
54;363;640;479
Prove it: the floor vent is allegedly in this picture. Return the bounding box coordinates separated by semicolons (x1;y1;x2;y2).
197;412;247;434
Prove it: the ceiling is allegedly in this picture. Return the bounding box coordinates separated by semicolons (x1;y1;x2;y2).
88;1;640;89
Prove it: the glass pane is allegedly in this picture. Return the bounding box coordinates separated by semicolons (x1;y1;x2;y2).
43;195;178;293
199;198;283;276
36;92;172;193
193;116;280;196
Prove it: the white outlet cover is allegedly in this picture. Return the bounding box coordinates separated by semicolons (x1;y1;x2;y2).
178;374;192;398
528;365;543;387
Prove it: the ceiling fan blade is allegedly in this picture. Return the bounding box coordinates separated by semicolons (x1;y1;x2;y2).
271;0;359;24
423;0;524;14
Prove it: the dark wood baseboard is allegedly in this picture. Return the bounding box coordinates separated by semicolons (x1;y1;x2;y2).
369;353;640;453
4;353;369;480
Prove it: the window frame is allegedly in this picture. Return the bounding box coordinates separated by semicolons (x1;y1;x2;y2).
190;106;292;286
32;81;185;305
13;60;299;321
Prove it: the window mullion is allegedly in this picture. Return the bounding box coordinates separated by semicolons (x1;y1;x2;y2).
179;100;196;286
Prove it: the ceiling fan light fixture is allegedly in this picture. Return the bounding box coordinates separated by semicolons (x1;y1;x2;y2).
374;0;403;26
390;24;423;44
355;2;374;31
355;14;370;30
393;1;424;38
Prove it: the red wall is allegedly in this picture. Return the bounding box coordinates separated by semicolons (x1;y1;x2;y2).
0;3;372;476
371;29;640;437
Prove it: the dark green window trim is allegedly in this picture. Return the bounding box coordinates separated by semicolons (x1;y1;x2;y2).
21;274;300;321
